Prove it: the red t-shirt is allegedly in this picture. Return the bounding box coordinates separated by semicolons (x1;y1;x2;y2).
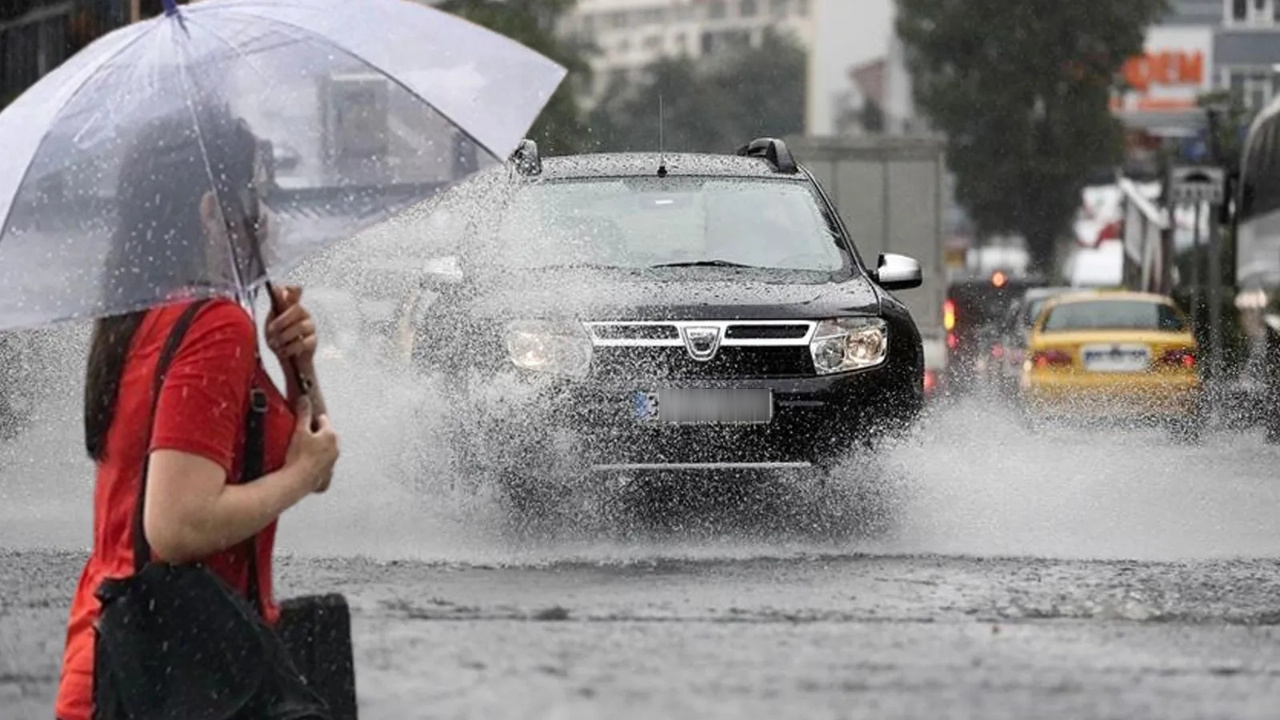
55;298;296;720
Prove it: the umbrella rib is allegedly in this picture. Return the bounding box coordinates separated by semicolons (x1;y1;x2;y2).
181;13;274;89
0;24;157;246
174;50;253;300
207;7;505;162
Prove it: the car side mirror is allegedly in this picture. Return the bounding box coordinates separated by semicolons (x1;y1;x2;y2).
422;255;463;287
874;252;922;290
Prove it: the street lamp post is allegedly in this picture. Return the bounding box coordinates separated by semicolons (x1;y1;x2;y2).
1204;103;1228;384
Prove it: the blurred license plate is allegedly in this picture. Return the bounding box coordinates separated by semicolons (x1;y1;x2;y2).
1082;344;1150;372
633;389;773;424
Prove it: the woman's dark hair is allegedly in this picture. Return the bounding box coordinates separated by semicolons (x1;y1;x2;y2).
84;107;261;461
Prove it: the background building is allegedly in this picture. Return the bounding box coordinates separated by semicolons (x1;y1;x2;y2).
1114;0;1280;138
1217;0;1280;112
2;0;134;107
560;0;817;106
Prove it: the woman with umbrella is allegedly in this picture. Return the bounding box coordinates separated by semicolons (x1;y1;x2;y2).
0;1;568;716
54;106;341;720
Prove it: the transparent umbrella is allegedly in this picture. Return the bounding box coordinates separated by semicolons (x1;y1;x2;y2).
0;0;565;332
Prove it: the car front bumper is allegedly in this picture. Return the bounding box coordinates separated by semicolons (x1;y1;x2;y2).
465;363;920;473
1020;370;1201;419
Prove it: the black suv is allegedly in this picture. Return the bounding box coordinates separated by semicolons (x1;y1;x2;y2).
401;139;925;498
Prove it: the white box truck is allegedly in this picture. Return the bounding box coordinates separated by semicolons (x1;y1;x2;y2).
787;135;949;397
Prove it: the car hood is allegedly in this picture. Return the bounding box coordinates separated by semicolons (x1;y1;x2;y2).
462;267;882;321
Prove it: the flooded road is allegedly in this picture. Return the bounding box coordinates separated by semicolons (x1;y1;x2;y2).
3;325;1280;719
5;547;1280;719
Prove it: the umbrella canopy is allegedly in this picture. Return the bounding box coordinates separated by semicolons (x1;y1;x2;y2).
0;0;565;331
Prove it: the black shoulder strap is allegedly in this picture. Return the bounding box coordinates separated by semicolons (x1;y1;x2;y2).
132;298;271;615
132;299;212;575
242;385;268;615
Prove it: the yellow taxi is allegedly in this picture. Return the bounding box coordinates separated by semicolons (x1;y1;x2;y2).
1019;290;1203;440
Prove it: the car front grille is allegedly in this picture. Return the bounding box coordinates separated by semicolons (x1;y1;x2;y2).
584;320;817;380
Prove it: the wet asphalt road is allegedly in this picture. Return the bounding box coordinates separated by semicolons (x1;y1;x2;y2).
5;549;1280;719
3;329;1280;718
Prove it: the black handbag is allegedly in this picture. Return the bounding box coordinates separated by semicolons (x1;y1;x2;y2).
91;299;332;720
276;595;359;720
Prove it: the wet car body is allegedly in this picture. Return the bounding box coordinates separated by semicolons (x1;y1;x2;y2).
944;273;1043;394
405;140;925;492
1019;291;1203;440
990;286;1079;398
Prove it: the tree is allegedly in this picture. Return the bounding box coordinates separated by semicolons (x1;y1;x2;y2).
896;0;1169;273
588;28;807;153
1197;89;1252;173
438;0;593;155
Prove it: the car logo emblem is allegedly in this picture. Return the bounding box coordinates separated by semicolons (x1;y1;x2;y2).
681;326;722;362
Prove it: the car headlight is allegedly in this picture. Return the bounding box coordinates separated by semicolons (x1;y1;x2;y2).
809;317;888;375
504;320;593;379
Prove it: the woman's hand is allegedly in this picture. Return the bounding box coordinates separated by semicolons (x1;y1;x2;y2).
266;285;317;367
285;396;339;494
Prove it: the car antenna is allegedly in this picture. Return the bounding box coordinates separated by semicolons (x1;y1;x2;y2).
657;93;668;178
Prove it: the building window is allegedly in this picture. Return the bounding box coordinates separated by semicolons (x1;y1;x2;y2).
1226;0;1277;24
741;0;758;18
708;0;727;20
1228;68;1278;110
1230;70;1247;99
643;35;663;51
795;0;810;16
771;0;790;17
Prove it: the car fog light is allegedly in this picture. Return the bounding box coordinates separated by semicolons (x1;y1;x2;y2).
809;317;888;375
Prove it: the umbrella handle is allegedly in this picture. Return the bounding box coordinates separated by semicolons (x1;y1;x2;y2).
264;280;313;397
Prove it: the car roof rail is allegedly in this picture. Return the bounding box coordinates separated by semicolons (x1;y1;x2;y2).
511;138;542;176
735;137;798;174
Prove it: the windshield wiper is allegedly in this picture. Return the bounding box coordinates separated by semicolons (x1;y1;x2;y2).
649;260;761;269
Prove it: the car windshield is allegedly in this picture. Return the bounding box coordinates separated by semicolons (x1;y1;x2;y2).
489;176;848;272
1024;298;1049;325
1041;300;1187;332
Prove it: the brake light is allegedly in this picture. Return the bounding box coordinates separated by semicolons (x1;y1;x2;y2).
991;271;1007;288
946;331;958;350
943;300;956;332
1031;349;1072;368
924;369;937;394
991;344;1005;360
1159;349;1196;369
